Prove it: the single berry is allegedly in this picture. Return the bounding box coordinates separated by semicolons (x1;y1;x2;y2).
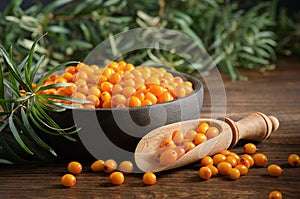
143;172;157;185
67;161;82;175
61;174;76;187
198;166;212;180
267;164;283;177
109;172;125;185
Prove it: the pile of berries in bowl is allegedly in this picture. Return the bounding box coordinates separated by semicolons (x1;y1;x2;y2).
37;61;204;163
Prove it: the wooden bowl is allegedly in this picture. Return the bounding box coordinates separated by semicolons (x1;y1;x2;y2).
39;71;203;162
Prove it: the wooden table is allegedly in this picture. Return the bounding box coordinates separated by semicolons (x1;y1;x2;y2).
0;59;299;198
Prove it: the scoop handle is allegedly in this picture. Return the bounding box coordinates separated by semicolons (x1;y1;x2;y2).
224;112;279;148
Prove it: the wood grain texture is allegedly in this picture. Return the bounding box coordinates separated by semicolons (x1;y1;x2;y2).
1;60;300;199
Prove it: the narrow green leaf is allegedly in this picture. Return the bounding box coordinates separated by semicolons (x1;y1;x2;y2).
0;121;9;132
8;113;34;155
0;64;7;112
38;94;91;104
37;83;72;92
42;0;73;13
3;79;21;97
46;26;70;34
30;55;45;84
21;107;57;156
238;53;269;65
0;159;13;164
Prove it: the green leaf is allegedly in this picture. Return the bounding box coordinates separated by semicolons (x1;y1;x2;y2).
30;55;45;84
238;53;269;65
46;26;70;34
8;112;34;155
38;94;92;104
21;107;57;156
37;83;72;92
0;159;13;164
42;0;73;13
0;64;7;112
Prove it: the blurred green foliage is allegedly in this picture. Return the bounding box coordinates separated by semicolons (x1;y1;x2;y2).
0;0;298;80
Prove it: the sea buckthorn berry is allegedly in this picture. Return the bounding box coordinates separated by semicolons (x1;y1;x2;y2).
101;91;112;101
213;154;226;166
217;162;232;175
100;81;113;93
228;168;240;180
107;61;119;70
288;154;300;167
198;166;212;180
184;130;198;142
88;86;101;98
103;67;115;78
229;152;240;162
102;100;112;108
197;122;209;134
71;92;86;100
183;141;195;152
86;95;100;107
61;174;76;187
207;165;218;176
91;160;105;172
193;133;207;145
173;146;185;159
268;191;283;199
104;159;117;173
235;164;248;175
173;85;186;98
77;84;89;95
119;161;134;174
67;161;82;175
141;99;153;106
238;157;251;169
83;104;95;109
143;172;156;185
124;63;134;71
112;94;127;106
154;147;168;160
253;153;268;167
149;84;165;97
65;66;77;74
225;155;238;167
109;172;124;185
64;83;77;96
133;91;145;102
157;91;174;103
172;130;184;145
145;92;158;104
159;149;178;166
122;86;136;98
243;143;257;154
76;71;89;81
267;164;283;177
128;96;142;107
54;77;68;84
241;154;254;167
220;150;231;156
201;156;214;166
98;75;108;86
56;87;67;96
206;127;219;139
62;72;73;82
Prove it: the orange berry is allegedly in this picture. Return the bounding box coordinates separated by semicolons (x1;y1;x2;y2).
268;191;282;199
157;91;174;103
104;159;117;173
98;75;108;86
67;161;82;175
107;61;119;70
197;122;209;134
54;77;67;84
143;172;156;185
161;138;175;148
243;143;257;154
241;154;254;167
103;67;115;78
91;160;105;172
76;71;89;81
182;141;195;152
159;149;178;166
128;96;142;107
108;72;121;84
122;86;136;98
217;161;232;175
184;130;197;142
198;166;212;180
235;164;248;175
201;156;214;166
101;91;112;101
149;84;165;97
88;86;101;98
64;83;77;96
253;153;268;167
62;72;74;82
133;91;145;102
100;81;114;93
193;133;207;145
55;87;67;96
102;100;112;108
118;61;126;68
141;99;153;106
228;168;240;180
267;164;283;177
238;157;251;169
288;154;300;167
207;165;218;176
109;171;124;185
124;63;134;71
173;146;185;159
220;149;231;156
172;130;185;145
112;94;127;106
71;92;86;100
213;154;226;166
229;152;240;162
206;127;219;139
225;155;238;167
61;174;76;187
76;84;89;95
65;66;77;74
144;92;157;104
118;161;134;174
86;95;101;107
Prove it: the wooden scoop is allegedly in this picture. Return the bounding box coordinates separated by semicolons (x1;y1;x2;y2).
134;112;279;172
